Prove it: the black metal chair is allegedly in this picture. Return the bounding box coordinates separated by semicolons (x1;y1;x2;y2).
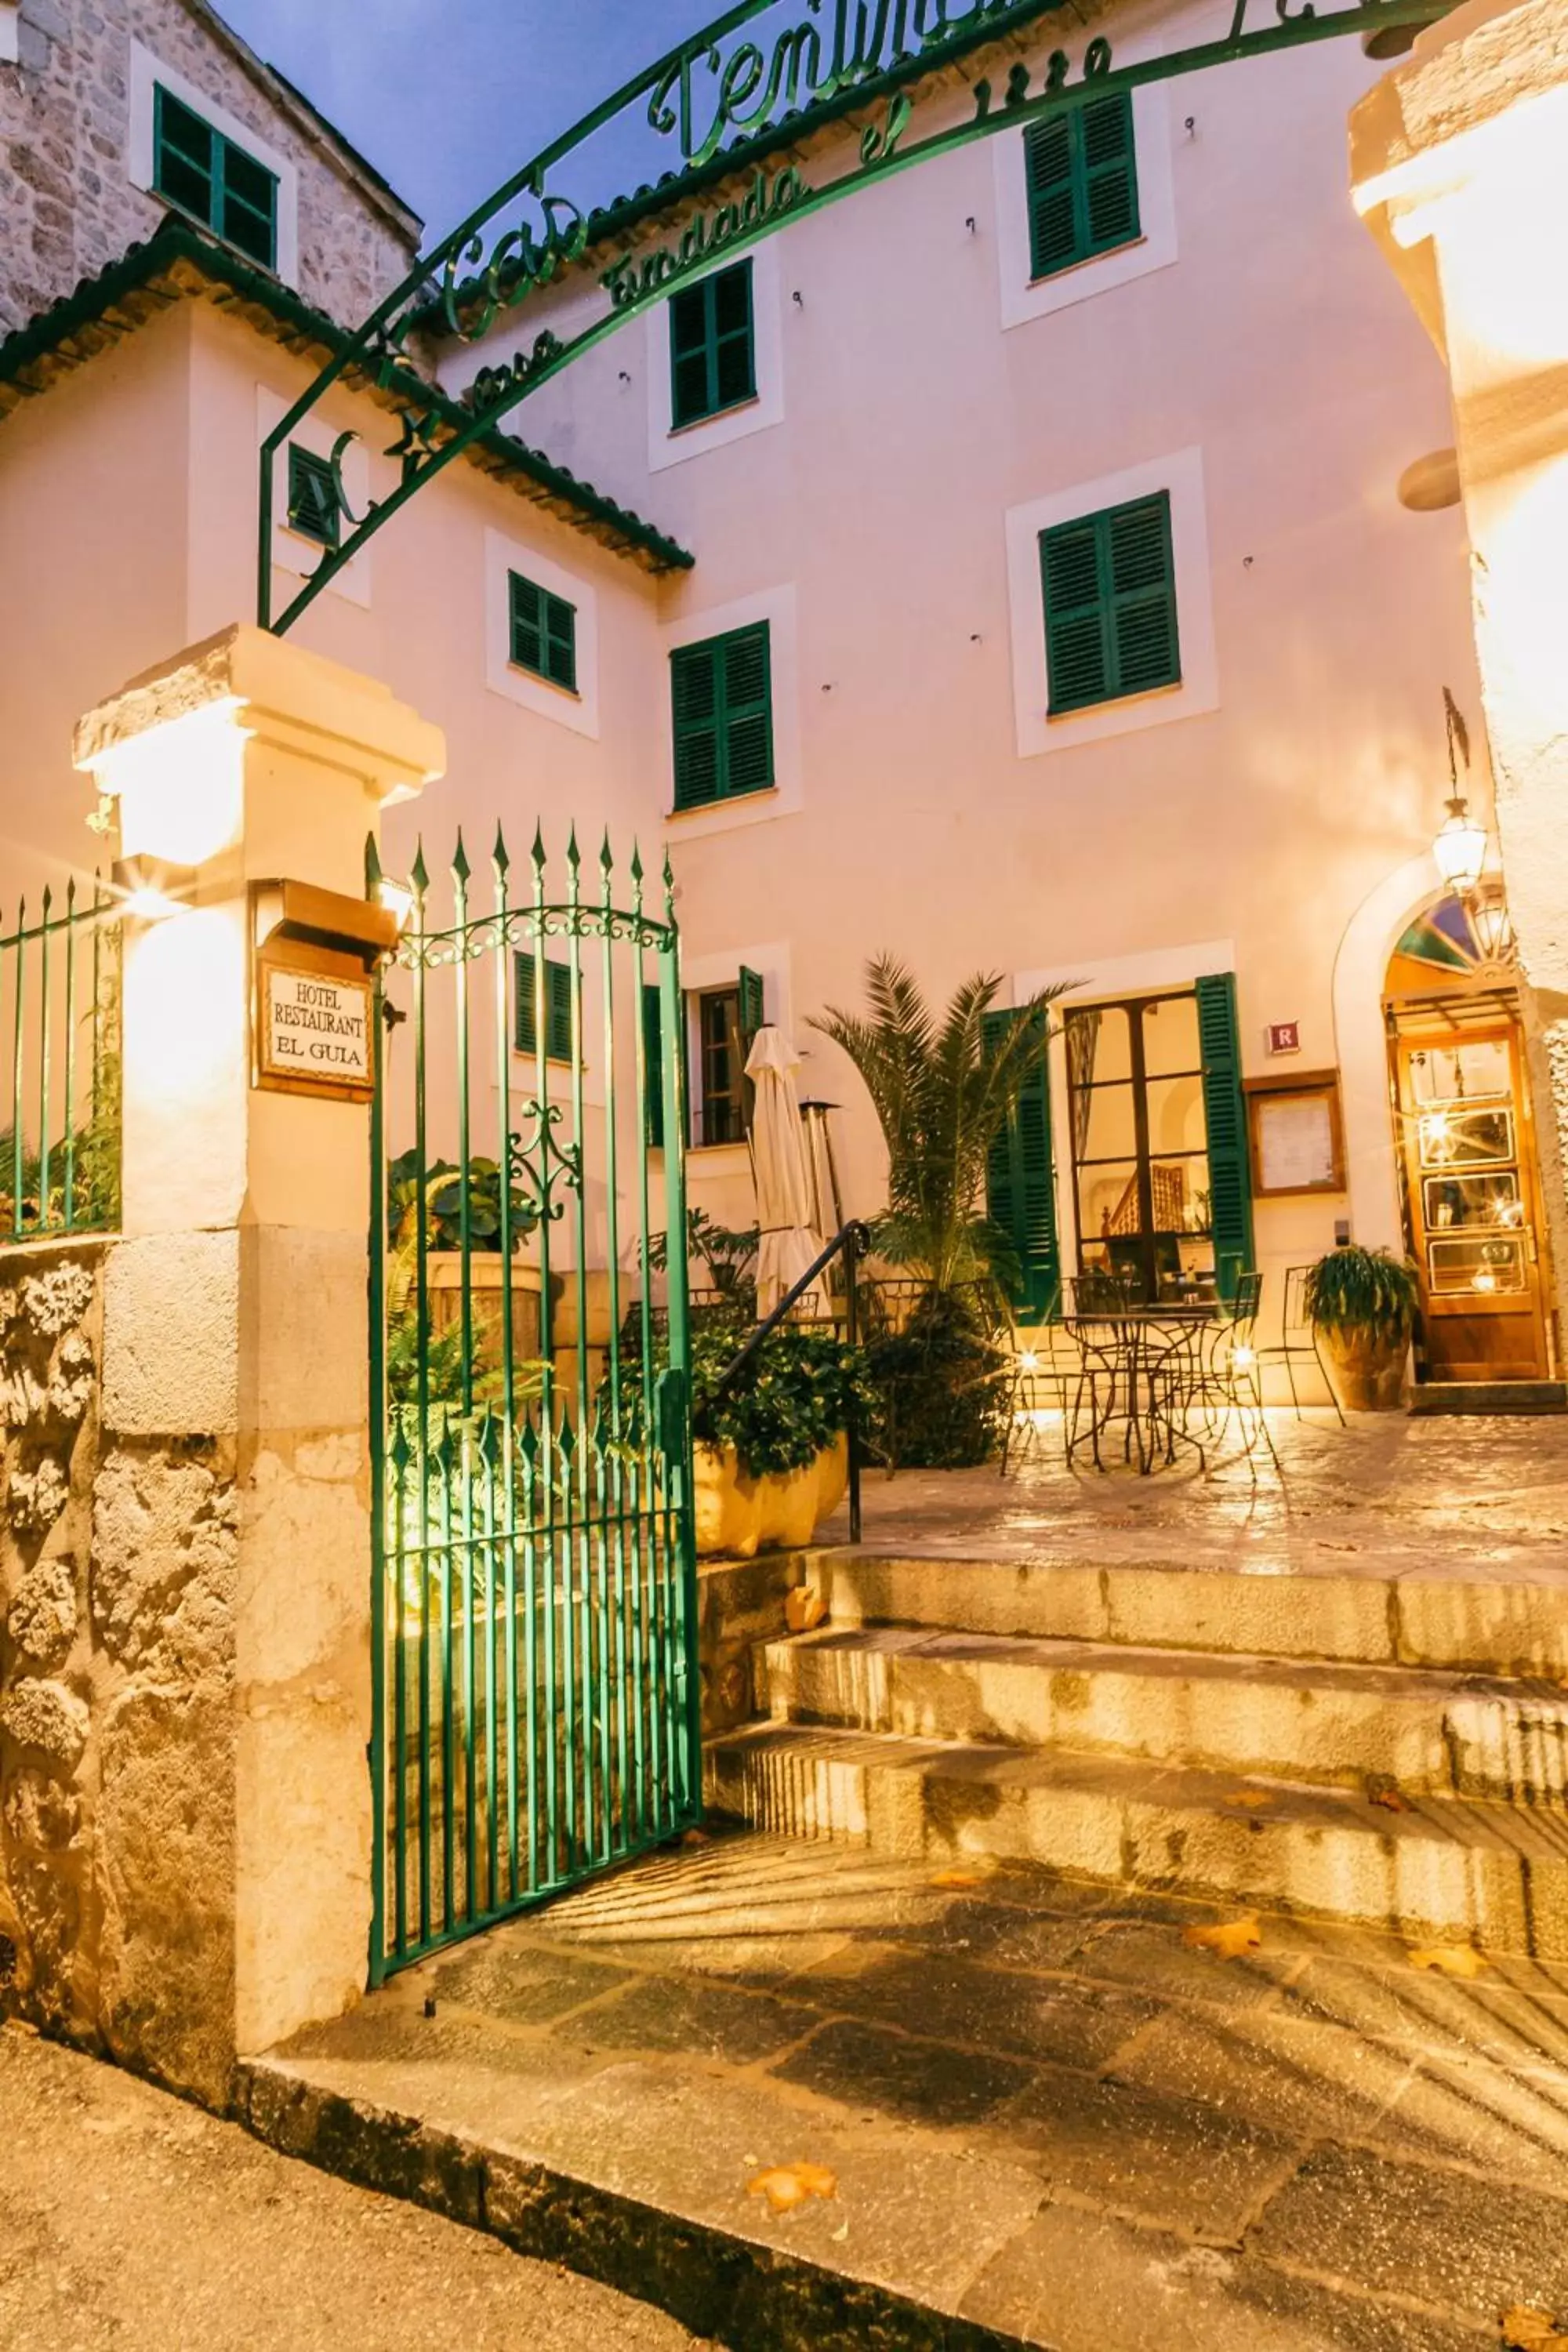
1256;1265;1345;1425
996;1316;1080;1474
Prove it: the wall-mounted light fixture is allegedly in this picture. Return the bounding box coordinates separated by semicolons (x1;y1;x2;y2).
375;874;417;935
111;854;197;923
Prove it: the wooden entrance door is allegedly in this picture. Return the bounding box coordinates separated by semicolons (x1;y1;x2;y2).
1394;1014;1550;1382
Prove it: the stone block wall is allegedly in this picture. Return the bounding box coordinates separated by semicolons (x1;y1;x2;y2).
0;0;418;336
0;1236;241;2101
698;1548;818;1741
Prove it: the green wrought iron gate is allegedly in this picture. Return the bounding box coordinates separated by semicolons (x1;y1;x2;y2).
367;823;697;1982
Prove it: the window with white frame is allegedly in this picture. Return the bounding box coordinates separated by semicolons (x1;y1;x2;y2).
129;41;300;285
484;529;601;739
1004;447;1218;759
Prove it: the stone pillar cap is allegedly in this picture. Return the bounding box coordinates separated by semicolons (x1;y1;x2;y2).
72;623;446;808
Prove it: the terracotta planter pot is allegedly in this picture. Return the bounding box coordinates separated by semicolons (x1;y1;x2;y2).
1319;1327;1408;1413
692;1436;848;1560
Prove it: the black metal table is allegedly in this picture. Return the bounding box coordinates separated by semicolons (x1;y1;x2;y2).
1062;1305;1219;1475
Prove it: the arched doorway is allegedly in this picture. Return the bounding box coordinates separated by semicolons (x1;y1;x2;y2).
1384;895;1555;1386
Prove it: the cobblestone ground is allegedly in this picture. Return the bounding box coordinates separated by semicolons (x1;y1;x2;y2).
825;1408;1568;1579
0;2023;706;2352
256;1831;1568;2351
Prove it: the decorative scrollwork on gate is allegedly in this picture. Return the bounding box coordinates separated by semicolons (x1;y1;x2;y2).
507;1099;585;1228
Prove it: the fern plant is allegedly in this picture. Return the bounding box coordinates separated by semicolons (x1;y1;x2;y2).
1304;1247;1419;1342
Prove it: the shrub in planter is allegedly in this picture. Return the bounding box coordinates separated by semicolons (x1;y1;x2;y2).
1303;1246;1420;1411
866;1287;1008;1469
618;1321;874;1558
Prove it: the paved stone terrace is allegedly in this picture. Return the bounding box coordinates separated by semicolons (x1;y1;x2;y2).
252;1830;1568;2351
822;1409;1568;1584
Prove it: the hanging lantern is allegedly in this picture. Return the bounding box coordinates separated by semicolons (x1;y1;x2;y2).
1433;795;1489;892
1432;689;1487;893
1468;874;1515;964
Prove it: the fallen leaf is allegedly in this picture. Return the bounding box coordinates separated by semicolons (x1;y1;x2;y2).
681;1827;713;1849
1182;1915;1263;1961
785;1584;829;1633
1501;2307;1568;2350
747;2161;838;2215
1222;1790;1277;1809
1371;1789;1410;1814
1409;1944;1488;1979
929;1863;995;1891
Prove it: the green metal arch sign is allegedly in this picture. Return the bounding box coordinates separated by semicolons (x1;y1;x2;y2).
260;0;1453;635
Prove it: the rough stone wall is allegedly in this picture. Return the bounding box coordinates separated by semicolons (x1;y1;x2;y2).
0;0;417;337
0;1237;240;2100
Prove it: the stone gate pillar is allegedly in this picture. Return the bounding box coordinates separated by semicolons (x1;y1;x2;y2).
71;625;443;2101
1352;0;1568;1322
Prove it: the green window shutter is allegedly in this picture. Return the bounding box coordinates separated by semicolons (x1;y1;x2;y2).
671;641;721;809
1025;91;1138;281
509;572;578;691
218;136;279;268
1040;493;1179;717
286;445;339;548
546;960;575;1062
1195;972;1255;1304
669;260;755;428
514;955;574;1060
153;85;276;269
982;1009;1062;1321
1081;90;1140;257
153;87;216;229
1041;517;1109;714
1107;495;1180;699
1025;118;1077;280
514;953;538;1056
738;967;766;1043
670;624;774;811
642;982;665;1149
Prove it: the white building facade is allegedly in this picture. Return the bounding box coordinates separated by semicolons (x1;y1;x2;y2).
0;0;1552;1387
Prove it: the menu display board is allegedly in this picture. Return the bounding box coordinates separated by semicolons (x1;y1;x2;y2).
1245;1073;1346;1198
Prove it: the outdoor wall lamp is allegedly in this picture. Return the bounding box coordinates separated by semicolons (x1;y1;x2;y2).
1432;688;1487;895
375;874;417;935
111;853;197;922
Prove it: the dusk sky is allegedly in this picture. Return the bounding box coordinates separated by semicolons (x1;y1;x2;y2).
216;2;734;240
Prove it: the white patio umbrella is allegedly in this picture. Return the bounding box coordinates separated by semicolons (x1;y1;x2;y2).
746;1025;829;1320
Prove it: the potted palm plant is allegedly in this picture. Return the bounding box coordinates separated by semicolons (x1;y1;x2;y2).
811;956;1062;1467
1303;1245;1420;1411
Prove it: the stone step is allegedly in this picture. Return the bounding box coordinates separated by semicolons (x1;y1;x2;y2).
813;1550;1568;1679
759;1625;1568;1804
704;1721;1568;1957
1408;1381;1568;1415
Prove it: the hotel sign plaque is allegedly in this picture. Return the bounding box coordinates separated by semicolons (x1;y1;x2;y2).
258;963;375;1099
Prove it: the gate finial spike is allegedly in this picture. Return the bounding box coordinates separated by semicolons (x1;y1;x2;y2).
599;829;613;883
662;849;677;923
530;822;546;883
365;833;383;893
565;824;581;877
630;840;644;893
410;840;430;896
492;822;510;880
452;829;471;887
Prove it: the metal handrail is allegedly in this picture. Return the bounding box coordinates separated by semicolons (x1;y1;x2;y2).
699;1219;873;1544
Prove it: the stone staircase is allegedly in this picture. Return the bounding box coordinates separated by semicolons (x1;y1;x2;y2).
705;1548;1568;1957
